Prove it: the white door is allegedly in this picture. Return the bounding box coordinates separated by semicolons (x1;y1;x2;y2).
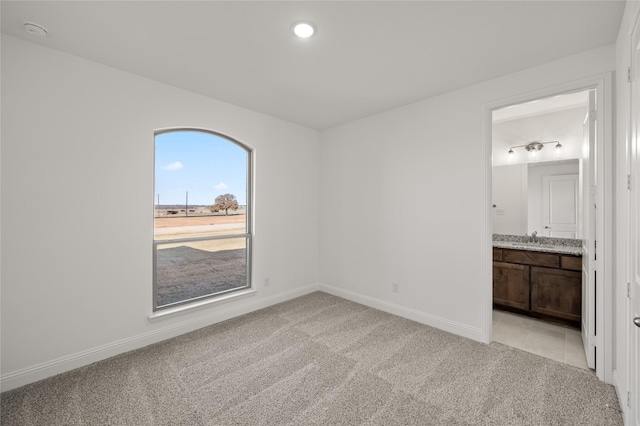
582;90;597;369
542;174;578;238
629;13;640;426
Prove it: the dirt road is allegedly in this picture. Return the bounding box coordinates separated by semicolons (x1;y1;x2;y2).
154;214;245;228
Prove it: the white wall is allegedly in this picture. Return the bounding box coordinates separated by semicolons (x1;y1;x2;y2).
527;161;580;236
0;36;320;390
319;44;615;341
492;164;527;235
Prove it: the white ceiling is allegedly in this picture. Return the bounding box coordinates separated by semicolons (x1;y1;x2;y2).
0;1;626;130
493;90;589;123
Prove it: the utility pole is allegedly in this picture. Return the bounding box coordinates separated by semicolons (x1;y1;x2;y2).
186;191;188;217
156;194;160;217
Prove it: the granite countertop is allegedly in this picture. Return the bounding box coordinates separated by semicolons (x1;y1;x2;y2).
492;234;583;256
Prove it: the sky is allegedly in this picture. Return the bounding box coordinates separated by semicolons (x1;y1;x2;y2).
155;130;248;206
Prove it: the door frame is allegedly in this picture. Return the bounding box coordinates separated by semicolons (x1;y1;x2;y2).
483;73;614;384
626;7;640;424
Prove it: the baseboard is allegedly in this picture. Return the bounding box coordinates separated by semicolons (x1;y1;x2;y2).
319;283;483;342
1;283;320;392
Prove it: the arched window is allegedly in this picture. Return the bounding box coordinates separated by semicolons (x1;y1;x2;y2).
153;129;252;310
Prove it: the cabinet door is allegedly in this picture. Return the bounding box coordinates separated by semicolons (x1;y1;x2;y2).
493;262;529;310
531;266;581;322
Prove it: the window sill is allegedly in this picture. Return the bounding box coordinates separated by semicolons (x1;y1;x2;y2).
148;288;257;322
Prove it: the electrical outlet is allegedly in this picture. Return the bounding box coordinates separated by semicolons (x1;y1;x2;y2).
392;282;399;293
264;278;270;287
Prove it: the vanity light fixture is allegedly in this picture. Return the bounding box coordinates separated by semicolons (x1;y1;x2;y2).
507;141;562;159
292;22;315;38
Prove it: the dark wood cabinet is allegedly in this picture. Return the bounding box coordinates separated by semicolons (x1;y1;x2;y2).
560;255;582;271
531;267;582;322
493;262;529;310
502;250;559;268
492;248;582;326
493;248;503;261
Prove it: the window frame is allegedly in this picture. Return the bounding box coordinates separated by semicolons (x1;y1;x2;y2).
152;128;253;312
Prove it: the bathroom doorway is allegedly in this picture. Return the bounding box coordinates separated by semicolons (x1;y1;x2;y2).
485;76;613;381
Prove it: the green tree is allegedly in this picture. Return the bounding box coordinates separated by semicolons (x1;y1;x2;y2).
210;193;239;216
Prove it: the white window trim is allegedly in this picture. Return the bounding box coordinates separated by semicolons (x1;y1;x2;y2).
153;129;253;312
148;288;257;322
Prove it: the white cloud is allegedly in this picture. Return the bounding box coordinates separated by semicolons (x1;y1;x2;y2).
165;161;183;171
214;182;229;190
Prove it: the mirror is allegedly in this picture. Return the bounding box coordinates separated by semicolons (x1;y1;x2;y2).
492;159;580;238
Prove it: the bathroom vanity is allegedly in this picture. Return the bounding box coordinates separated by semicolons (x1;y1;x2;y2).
492;235;582;327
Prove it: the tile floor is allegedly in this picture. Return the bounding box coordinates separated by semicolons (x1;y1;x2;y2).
492;309;589;369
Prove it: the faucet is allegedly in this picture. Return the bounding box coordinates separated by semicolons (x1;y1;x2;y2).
530;231;538;243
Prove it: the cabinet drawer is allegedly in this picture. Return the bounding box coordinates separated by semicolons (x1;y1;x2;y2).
503;249;559;268
561;255;582;271
493;248;503;261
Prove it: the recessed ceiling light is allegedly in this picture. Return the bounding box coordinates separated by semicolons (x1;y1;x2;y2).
292;22;315;39
23;22;48;37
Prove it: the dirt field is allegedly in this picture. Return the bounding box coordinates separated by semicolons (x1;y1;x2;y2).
154;213;248;307
156;246;246;308
154;214;245;228
155;214;246;241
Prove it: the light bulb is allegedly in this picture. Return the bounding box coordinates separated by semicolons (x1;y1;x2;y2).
292;22;315;38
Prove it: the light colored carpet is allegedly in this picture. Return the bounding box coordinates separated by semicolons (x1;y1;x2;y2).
1;292;623;425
